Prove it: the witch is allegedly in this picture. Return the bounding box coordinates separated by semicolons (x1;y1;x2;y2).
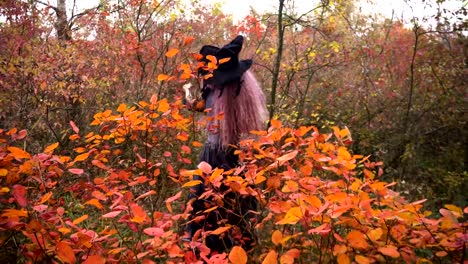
184;35;268;252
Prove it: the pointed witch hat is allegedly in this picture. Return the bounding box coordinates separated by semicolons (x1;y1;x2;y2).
198;35;253;85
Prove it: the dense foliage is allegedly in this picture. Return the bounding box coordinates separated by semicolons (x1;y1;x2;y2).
0;0;466;263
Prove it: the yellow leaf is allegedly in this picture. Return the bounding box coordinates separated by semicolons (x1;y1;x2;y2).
165;48;179;57
0;169;7;177
276;207;303;225
229;246;247;264
368;228;383;242
262;250;278;264
44;142;59;154
444;204;462;216
72;214;88;225
58;227;71;234
210;226;231;235
182;180;202;188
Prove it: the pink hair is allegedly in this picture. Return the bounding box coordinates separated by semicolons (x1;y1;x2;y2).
212;70;268;147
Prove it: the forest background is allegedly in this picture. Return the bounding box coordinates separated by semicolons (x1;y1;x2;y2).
0;0;467;263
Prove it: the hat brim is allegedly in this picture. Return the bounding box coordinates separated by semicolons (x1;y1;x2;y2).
206;59;253;85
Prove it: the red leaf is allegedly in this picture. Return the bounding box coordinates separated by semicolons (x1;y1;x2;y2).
68;168;84;175
70;120;80;134
12;185;28;207
102;211;122;218
135;190;156;201
143;227;164;236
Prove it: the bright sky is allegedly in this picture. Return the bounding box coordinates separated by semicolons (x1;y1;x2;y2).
71;0;464;27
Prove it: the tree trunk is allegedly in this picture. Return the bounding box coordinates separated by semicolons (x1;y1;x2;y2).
55;0;71;44
268;0;285;127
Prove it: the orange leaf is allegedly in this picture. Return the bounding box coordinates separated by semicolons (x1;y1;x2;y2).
276;150;298;165
206;55;217;64
262;250;278;264
192;141;203;147
83;255;106;264
165;48;179;57
72;214;88;225
8;146;31;159
117;103;127;112
337;254;350;264
130;203;148;223
85;199;104;209
157;74;170;81
37;192;53;205
271;230;283;245
1;209;28;218
270;119;282;129
167;243;183;258
346;231;369;250
184;36;195;46
218;57;231;64
229;246;247;264
74;153;89;162
56;241;76;264
0;168;7;177
378;245;400;258
157;98;170;112
44;142;59;154
210;226;231;235
355;255;372;264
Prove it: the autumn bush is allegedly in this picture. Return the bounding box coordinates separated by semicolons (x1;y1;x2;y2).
1;98;466;263
1;0;466;263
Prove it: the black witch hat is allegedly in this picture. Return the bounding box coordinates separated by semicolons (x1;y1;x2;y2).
198;35;252;86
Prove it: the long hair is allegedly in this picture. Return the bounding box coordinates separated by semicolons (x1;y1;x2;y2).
212;70;268;147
